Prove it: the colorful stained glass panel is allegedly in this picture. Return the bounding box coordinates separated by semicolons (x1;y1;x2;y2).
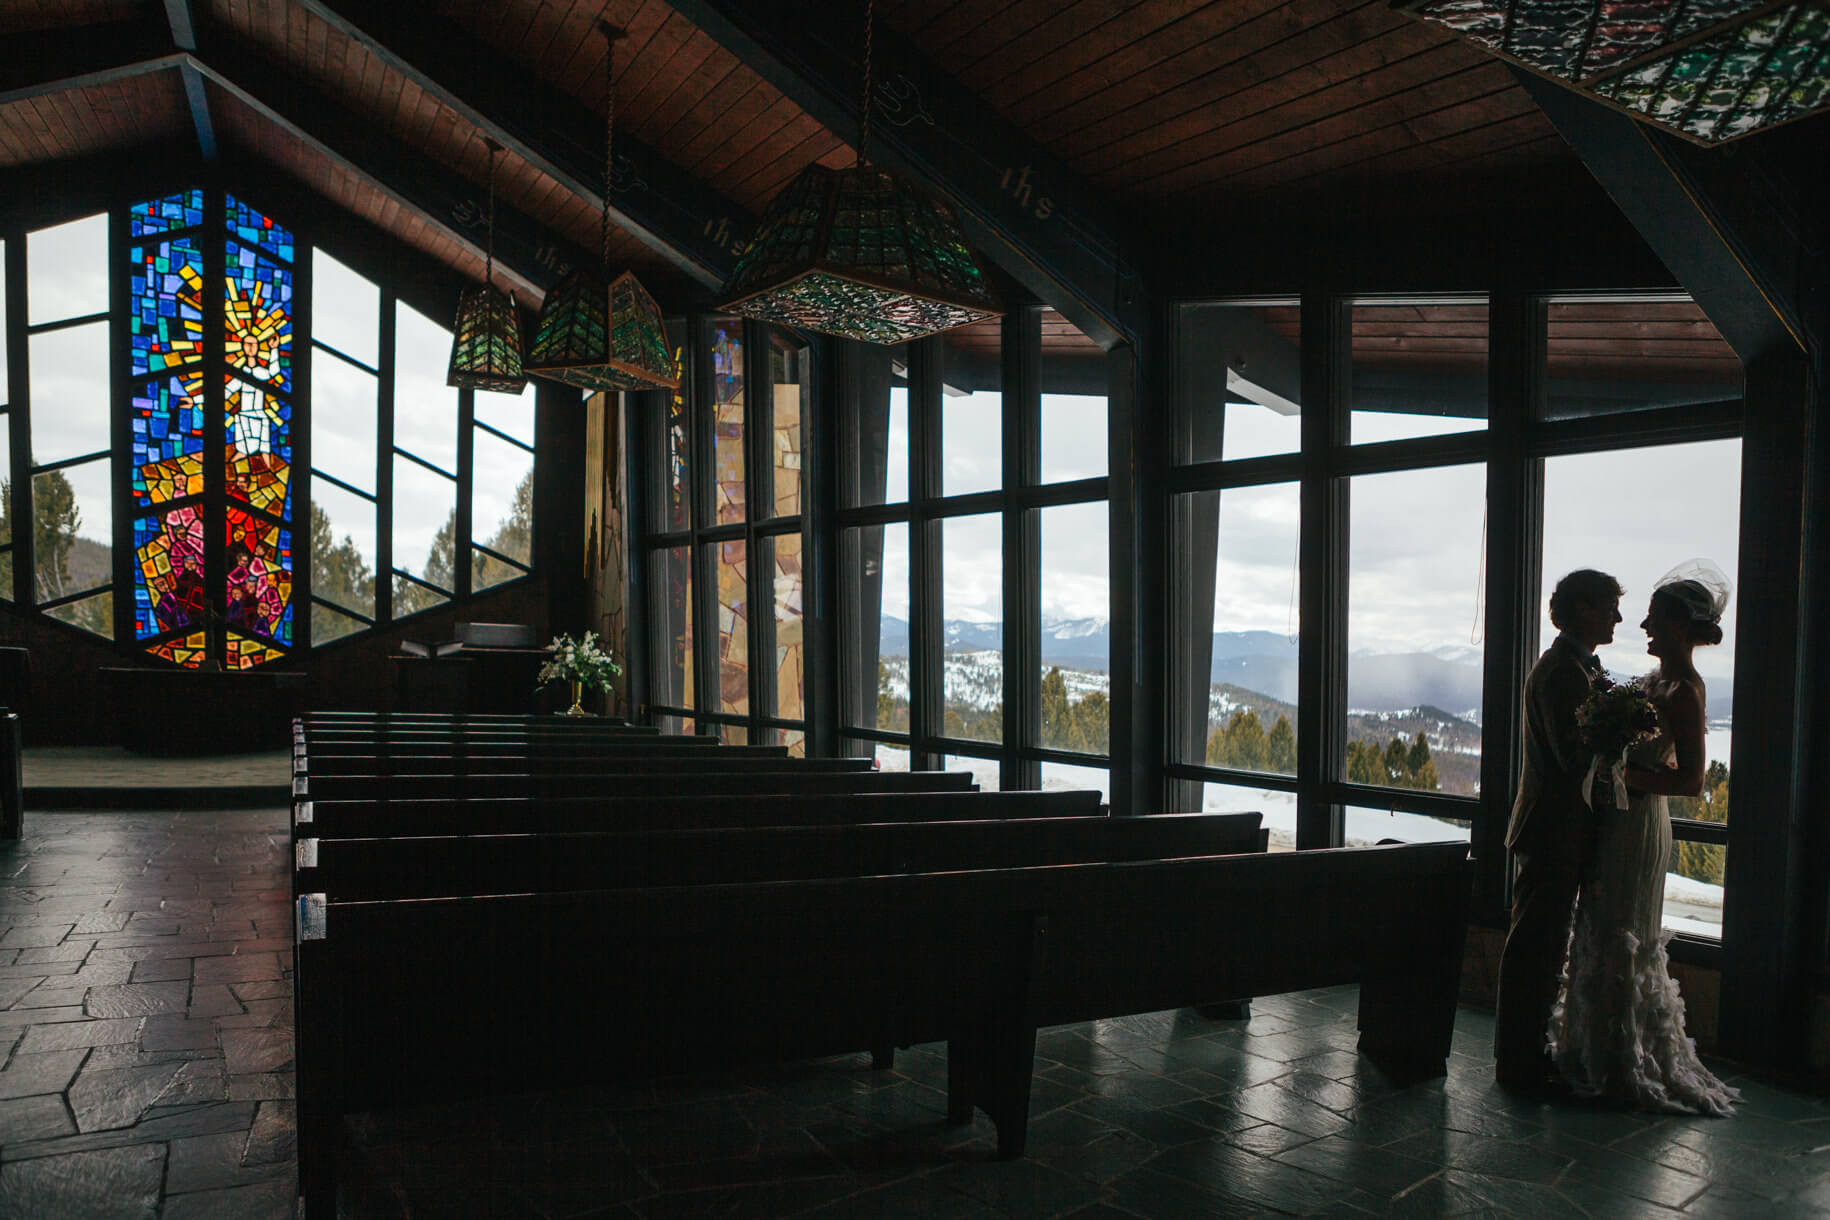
130;190;204;237
225;507;294;645
130;237;205;376
225;245;293;392
131;372;208;507
133;506;209;639
713;321;745;525
225;630;289;670
147;631;209;668
226;194;295;262
224;376;292;516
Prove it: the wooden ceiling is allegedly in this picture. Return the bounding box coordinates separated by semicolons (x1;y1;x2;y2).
0;0;1811;317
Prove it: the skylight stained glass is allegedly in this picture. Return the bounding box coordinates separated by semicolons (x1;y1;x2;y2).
225;375;292;516
129;237;204;375
225;245;292;392
131;372;207;507
226;194;295;262
131;190;204;237
134;506;208;639
225;507;293;645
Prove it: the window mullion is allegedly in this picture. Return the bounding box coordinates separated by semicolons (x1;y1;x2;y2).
375;290;396;622
4;233;32;604
1004;305;1040;791
1296;293;1349;851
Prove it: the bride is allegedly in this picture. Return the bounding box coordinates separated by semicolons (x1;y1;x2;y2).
1549;561;1738;1115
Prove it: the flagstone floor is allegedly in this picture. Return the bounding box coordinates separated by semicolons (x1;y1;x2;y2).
3;804;1830;1217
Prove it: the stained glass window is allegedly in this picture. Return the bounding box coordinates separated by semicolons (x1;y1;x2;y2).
126;191;296;669
714;321;745;524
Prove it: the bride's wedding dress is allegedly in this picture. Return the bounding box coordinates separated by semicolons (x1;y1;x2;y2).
1548;678;1738;1115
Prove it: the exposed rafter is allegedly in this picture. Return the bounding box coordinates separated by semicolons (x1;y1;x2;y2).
164;0;217;162
295;0;750;290
668;0;1147;348
190;34;597;305
0;17;180;107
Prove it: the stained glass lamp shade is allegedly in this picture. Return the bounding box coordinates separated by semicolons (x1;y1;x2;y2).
448;282;526;393
1404;0;1830;143
718;163;1002;344
525;22;677;394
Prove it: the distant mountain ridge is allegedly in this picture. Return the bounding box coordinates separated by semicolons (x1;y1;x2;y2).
875;616;1732;717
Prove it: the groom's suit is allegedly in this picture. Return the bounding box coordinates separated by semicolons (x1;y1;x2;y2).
1494;632;1600;1082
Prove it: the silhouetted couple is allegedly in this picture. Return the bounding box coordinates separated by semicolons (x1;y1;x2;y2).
1493;565;1737;1115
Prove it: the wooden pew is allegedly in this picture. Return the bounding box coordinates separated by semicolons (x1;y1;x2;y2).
293;766;977;804
293;840;1468;1215
294;750;872;777
293;811;1262;898
292;788;1083;842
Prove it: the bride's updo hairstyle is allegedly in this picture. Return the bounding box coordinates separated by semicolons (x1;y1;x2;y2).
1549;568;1623;631
1652;559;1731;647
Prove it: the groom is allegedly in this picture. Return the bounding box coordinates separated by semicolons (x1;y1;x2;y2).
1494;568;1623;1097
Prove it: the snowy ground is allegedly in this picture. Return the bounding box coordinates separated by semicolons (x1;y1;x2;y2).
867;743;1722;938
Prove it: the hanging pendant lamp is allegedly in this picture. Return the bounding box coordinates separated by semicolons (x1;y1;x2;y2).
526;22;677;392
717;0;1001;344
448;140;528;393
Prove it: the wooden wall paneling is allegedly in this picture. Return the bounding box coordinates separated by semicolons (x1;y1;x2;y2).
657;57;762;162
909;0;1020;57
724;127;846;206
927;0;1079;68
613;5;697;110
638;32;742;149
627;24;721;141
1311;108;1561;188
941;0;1136;83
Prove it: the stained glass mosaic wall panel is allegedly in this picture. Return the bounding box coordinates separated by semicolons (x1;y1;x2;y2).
225;630;289;670
717;539;749;716
769;532;804;723
129;237;204;375
132;190;205;237
770;338;807;518
134;505;208;639
147;631;209;666
227;194;297;262
658;545;694;710
224;506;293;645
713;321;745;525
224;376;292;516
666;339;691;532
132;375;207;508
225;245;293;393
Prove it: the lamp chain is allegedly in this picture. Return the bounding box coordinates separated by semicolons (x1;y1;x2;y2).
856;0;874;167
483;140;498;292
600;20;621;275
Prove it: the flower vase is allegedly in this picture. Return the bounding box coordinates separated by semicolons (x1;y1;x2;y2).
562;679;589;717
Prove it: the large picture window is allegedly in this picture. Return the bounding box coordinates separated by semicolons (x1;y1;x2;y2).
0;187;536;662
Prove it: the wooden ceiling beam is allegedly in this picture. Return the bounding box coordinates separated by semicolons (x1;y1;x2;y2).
0;17;183;108
668;0;1146;349
163;0;217;163
186;34;599;306
291;0;747;290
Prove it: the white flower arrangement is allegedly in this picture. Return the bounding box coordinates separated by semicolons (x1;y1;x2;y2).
536;631;622;694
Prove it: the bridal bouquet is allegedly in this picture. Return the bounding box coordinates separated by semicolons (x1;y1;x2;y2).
1575;673;1660;810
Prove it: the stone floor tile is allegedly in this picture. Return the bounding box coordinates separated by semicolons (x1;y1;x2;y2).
11;983;89;1011
165;1130;293;1195
0;1048;89;1100
159;1173;296;1220
11;942;94;965
242;1099;295;1165
0;924;74;949
186;984;245;1019
67;1062;184;1132
127;956;193;983
0;1005;85;1030
1104;1165;1278;1219
82;981;189;1018
17;1017;143;1054
191;952;281;986
141;1014;223;1051
0;1092;77;1142
219;1028;292;1076
155;1058;230;1106
0;1142;164;1219
225;1072;294;1101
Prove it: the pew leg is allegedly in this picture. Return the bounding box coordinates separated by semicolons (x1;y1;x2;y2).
1358;964;1459;1077
944;914;1045;1157
871;1042;895;1071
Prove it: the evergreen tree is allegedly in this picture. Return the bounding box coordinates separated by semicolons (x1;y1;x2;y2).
1267;714;1296;774
1407;732;1433;778
1226;709;1268;772
473;470;535;589
1383;737;1410;786
1040;666;1071;749
1071;690;1109;753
